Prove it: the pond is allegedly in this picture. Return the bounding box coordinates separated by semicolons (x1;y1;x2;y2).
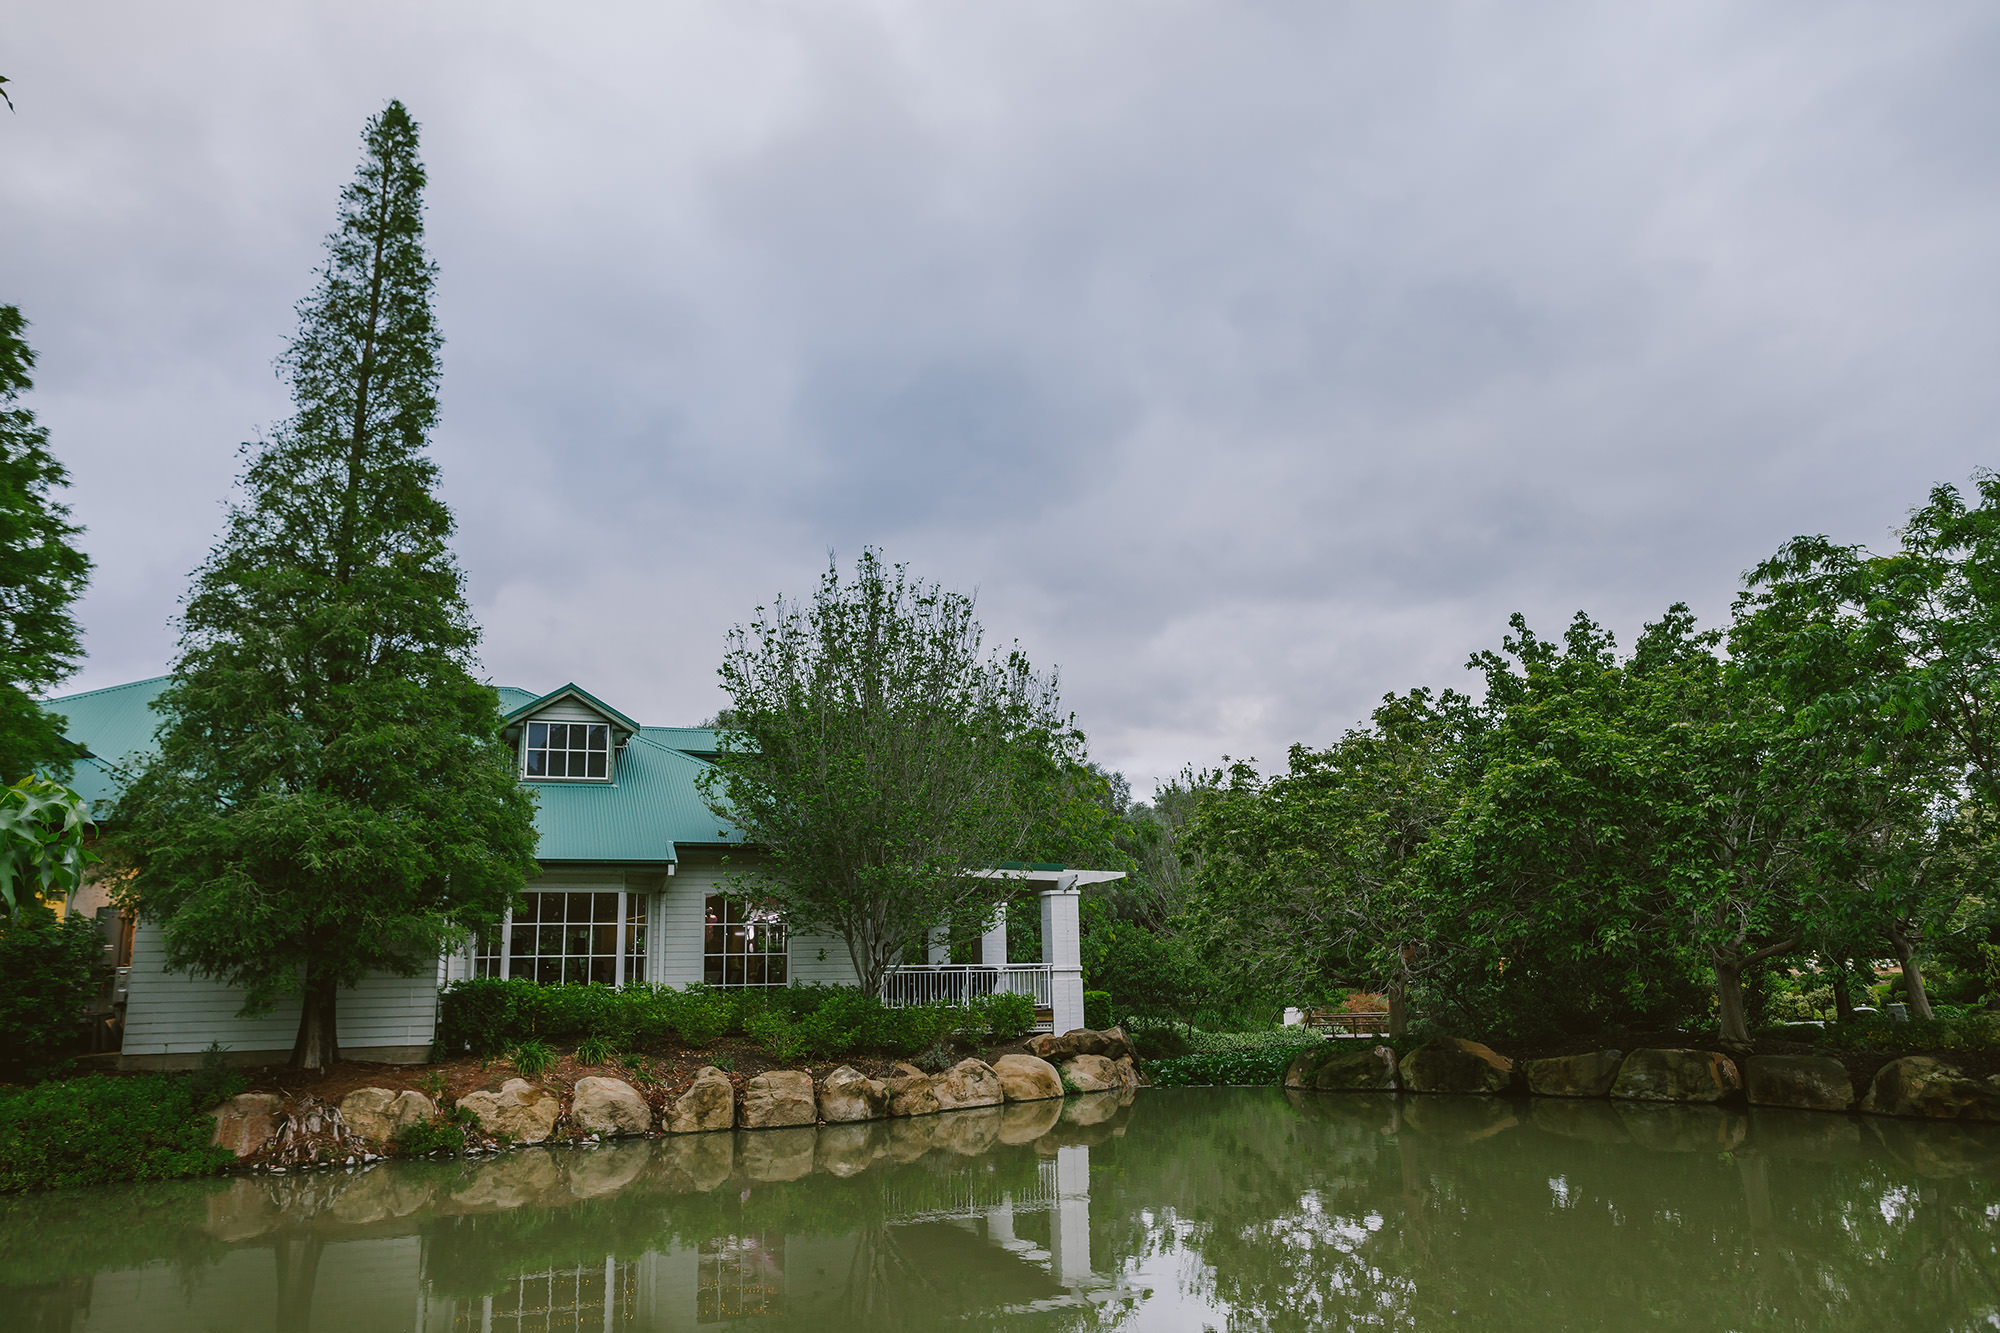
4;1086;1997;1330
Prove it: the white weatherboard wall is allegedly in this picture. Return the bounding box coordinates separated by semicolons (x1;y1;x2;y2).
652;855;859;988
120;924;440;1068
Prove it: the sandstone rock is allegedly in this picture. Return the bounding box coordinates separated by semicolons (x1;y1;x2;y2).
1522;1051;1623;1099
1283;1044;1398;1092
1861;1056;2000;1122
934;1059;1005;1111
457;1079;562;1144
1744;1056;1853;1112
668;1066;735;1134
739;1126;815;1181
992;1053;1064;1101
1399;1038;1515;1095
1610;1049;1741;1104
1061;1054;1123;1093
998;1098;1063;1145
739;1070;817;1129
210;1093;284;1159
571;1077;652;1136
878;1115;937;1161
884;1069;940;1117
818;1065;890;1123
1029;1027;1139;1063
934;1106;1003;1156
337;1087;436;1146
1111;1055;1143;1090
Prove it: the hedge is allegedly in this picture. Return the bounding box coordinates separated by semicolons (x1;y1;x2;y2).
436;978;1037;1062
0;1073;241;1193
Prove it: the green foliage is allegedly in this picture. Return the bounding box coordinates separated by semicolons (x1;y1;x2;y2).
187;1043;247;1110
112;102;539;1072
574;1033;614;1065
0;1074;235;1192
1817;1014;1999;1054
1084;990;1114;1031
1144;1048;1298;1086
0;904;100;1077
0;777;93;920
1084;914;1212;1026
393;1104;476;1156
509;1038;554;1079
701;548;1088;998
0;306;91;786
978;990;1037;1039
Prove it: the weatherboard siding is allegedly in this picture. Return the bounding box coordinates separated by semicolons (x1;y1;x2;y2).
121;923;440;1065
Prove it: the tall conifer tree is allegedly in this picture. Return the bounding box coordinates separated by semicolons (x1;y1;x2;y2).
0;307;91;783
118;103;537;1070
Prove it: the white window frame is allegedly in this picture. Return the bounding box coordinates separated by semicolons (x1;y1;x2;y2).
479;889;648;987
521;717;615;782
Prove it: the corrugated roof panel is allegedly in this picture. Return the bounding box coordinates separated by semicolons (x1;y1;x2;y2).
42;676;170;812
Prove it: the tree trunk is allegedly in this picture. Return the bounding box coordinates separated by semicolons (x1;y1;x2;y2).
1824;954;1855;1022
1714;955;1750;1046
274;1234;323;1331
1387;976;1409;1038
1885;923;1935;1021
290;966;340;1072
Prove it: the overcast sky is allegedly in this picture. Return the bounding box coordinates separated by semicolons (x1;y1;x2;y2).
8;2;2000;795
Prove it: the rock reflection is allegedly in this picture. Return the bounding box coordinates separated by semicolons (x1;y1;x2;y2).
6;1083;1998;1331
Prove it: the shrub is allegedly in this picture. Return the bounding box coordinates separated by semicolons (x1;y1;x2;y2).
1084;991;1113;1032
394;1105;476;1156
0;906;102;1079
1131;1026;1192;1059
978;991;1037;1040
674;991;732;1046
1145;1048;1298;1086
744;1009;806;1064
575;1033;614;1065
0;1074;236;1192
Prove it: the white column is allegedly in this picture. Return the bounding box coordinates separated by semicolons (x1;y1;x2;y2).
498;908;513;981
986;1198;1016;1246
980;905;1008;968
614;890;627;988
1040;883;1084;1035
927;925;951;966
1050;1143;1092;1286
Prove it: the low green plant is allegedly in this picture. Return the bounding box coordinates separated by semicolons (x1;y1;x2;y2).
1144;1048;1298;1087
973;991;1037;1040
186;1043;247;1110
394;1105;477;1156
414;1069;448;1104
576;1033;614;1066
710;1055;735;1072
1083;991;1114;1032
510;1038;555;1079
0;1074;235;1192
914;1039;956;1074
745;1009;807;1064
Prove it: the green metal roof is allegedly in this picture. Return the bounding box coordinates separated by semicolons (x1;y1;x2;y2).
501;682;643;735
42;677;739;862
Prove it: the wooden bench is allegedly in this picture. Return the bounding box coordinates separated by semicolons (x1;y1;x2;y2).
1305;1009;1390;1036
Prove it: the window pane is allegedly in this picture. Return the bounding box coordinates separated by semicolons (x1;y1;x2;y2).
568;892;591;921
768;955;787;985
536;957;561;985
586;751;606;778
704;923;723;954
725;954;745;986
705;896;723;923
627;894;647;925
529;722;548;748
525;750;545;777
594;893;618;923
589;725;608;750
704;956;723;985
565;923;591;956
591;956;615;986
744;956;765;986
593;923;616;955
550;723;571;748
515;895;540;924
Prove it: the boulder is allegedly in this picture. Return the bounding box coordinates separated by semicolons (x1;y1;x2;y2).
337;1087;436;1145
816;1123;882;1176
878;1115;937;1161
1522;1051;1623;1099
1400;1038;1515;1095
1061;1054;1124;1093
326;1169;434;1225
657;1132;733;1192
1111;1055;1143;1090
1283;1044;1398;1092
1615;1103;1748;1153
1028;1027;1139;1063
1610;1049;1741;1104
884;1065;941;1117
457;1079;562;1144
818;1065;890;1123
934;1106;1004;1156
998;1098;1064;1144
739;1070;817;1129
568;1141;652;1198
992;1054;1064;1101
934;1059;1005;1111
1744;1056;1853;1112
1061;1090;1127;1126
450;1151;564;1210
668;1066;736;1134
210;1092;284;1159
1861;1056;2000;1122
570;1076;652;1136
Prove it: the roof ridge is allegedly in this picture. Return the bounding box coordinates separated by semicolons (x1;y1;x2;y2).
46;674;170;704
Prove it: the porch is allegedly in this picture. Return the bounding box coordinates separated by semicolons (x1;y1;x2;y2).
879;867;1123;1035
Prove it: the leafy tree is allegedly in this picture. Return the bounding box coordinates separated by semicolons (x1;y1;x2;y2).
0;775;94;920
702;549;1085;998
0;307;91;783
1184;688;1478;1036
114;102;538;1071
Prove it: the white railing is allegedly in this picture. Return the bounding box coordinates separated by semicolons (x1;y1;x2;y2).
880;963;1053;1010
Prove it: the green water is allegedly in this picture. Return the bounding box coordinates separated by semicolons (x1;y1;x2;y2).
3;1087;1997;1330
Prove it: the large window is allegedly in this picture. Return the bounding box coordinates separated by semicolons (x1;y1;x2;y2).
704;896;787;987
525;721;610;780
493;891;648;985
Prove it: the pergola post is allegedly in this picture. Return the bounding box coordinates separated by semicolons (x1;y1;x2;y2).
1040;881;1085;1035
980;905;1008;968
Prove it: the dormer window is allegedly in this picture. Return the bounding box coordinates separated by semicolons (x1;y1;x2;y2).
526;721;609;779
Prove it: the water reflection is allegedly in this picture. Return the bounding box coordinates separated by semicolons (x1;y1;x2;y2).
3;1085;1998;1331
